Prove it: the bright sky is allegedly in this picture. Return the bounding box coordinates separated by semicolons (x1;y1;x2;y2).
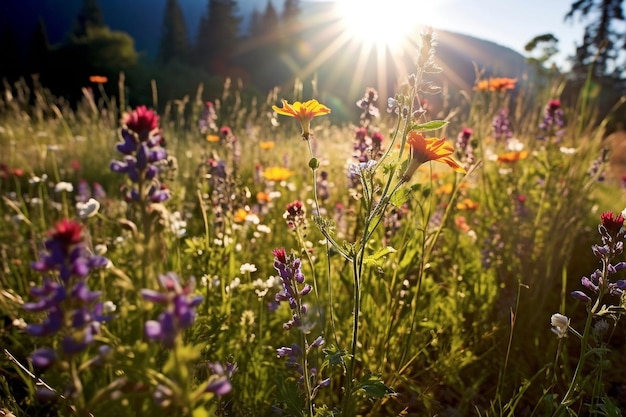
304;0;585;69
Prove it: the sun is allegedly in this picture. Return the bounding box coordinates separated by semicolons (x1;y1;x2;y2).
335;0;425;50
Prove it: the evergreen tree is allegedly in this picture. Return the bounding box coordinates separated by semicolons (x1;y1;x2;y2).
565;0;625;79
72;0;106;38
158;0;190;65
194;0;241;75
28;17;51;76
282;0;300;22
261;0;279;32
249;8;262;38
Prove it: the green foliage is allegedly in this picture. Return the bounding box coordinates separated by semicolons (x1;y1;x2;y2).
0;28;625;417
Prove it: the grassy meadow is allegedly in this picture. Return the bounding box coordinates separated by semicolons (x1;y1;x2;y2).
1;31;626;417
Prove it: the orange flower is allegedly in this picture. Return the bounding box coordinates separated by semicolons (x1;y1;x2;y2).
89;75;108;84
233;208;248;223
402;131;466;182
474;77;517;92
497;150;529;163
456;198;479;210
435;183;454;195
272;99;331;139
455;216;471;232
263;166;295;182
259;141;275;150
206;134;220;143
256;191;271;203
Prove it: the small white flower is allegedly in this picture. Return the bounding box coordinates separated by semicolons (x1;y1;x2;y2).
102;301;117;314
550;313;570;338
257;224;271;234
28;174;48;185
245;213;260;225
621;207;626;219
94;244;108;256
54;181;74;193
506;138;524;152
240;263;257;274
76;198;100;219
559;146;577;155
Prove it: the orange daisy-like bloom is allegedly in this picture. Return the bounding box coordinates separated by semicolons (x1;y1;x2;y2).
233;208;249;223
402;131;466;182
456;198;479;211
263;166;295;182
435;183;454;195
206;134;220;143
256;191;271;203
259;141;275;150
272;99;331;139
89;75;108;84
497;150;529;163
474;77;517;92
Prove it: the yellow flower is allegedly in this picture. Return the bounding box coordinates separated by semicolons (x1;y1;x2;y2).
263;166;295;182
233;208;248;223
456;198;479;210
497;150;529;163
435;183;454;195
206;134;220;143
272;99;331;139
259;141;275;150
402;131;466;182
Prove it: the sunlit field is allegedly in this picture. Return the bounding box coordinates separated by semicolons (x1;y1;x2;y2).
2;22;626;417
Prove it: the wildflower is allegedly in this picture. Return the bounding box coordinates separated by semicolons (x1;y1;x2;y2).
111;106;170;203
272;248;311;330
571;211;626;303
141;273;203;349
356;87;380;124
455;216;471;232
272;99;331;140
492;108;514;141
474;77;517;92
76;198;100;219
89;75;108;84
204;362;236;396
539;99;566;139
25;219;111;359
550;313;570;338
259;141;275;150
402;131;466;182
198;101;218;134
263;166;295;182
122;105;159;140
240;263;257;274
497;150;529;163
456;198;479;210
54;182;74;193
206;134;220;143
284;200;308;232
233;208;249;223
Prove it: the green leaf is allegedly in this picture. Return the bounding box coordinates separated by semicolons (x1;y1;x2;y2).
389;188;410;207
321;346;349;370
363;247;397;268
353;374;395;399
411;120;448;132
